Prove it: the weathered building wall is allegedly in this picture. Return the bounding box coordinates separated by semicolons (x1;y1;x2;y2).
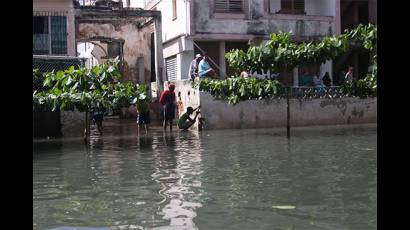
76;21;152;83
193;0;335;38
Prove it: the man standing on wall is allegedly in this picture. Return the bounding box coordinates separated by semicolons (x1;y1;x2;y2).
188;54;202;81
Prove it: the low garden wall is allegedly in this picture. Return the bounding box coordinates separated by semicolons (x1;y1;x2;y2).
170;80;377;130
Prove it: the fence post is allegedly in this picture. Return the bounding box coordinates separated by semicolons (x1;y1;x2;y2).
286;87;290;138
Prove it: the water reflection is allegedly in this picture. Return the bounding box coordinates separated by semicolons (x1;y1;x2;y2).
151;131;204;229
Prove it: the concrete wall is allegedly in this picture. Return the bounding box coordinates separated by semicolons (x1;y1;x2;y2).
171;80;376;130
201;94;376;129
33;0;76;56
60;110;86;137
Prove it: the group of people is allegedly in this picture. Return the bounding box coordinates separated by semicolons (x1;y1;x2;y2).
189;53;217;81
89;82;203;136
299;66;355;88
135;82;203;133
158;83;203;132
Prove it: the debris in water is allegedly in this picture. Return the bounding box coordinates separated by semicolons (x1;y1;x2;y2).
272;205;295;210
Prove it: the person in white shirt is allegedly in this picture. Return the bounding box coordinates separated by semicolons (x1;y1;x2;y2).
188;54;202;81
344;66;354;81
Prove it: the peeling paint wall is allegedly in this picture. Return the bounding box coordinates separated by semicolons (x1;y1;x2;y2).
193;0;335;38
76;21;153;83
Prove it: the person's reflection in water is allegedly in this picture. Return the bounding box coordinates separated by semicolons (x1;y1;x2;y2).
162;131;176;147
138;133;153;152
89;134;104;152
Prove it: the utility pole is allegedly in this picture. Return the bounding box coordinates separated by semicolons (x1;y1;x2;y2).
286;87;290;138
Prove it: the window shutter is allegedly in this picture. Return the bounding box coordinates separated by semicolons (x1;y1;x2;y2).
215;0;228;12
294;0;305;14
166;56;177;81
228;0;242;12
50;16;67;55
281;0;292;13
215;0;242;13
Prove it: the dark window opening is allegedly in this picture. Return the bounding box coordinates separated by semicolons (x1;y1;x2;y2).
50;16;67;55
279;0;305;15
150;33;156;82
172;0;177;19
225;42;249;77
194;41;220;76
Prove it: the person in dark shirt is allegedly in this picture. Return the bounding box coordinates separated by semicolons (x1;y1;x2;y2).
322;72;332;87
159;83;176;131
178;106;201;131
92;108;104;135
136;99;150;134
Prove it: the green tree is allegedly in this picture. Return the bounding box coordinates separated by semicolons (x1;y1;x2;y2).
197;24;377;105
33;58;150;139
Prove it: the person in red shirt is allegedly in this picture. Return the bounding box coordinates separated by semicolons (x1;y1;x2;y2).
159;83;176;131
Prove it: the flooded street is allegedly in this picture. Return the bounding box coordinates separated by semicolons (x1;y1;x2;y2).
33;120;376;230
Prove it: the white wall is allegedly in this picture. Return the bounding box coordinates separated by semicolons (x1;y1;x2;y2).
180;50;194;80
157;0;188;42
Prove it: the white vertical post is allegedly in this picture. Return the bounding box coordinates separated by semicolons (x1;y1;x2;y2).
219;41;226;79
154;17;165;96
293;67;299;87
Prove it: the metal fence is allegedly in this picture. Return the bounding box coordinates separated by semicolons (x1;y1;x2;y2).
33;55;86;92
289;86;343;99
33;55;86;74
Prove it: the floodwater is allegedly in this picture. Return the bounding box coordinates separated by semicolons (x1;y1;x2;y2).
33;120;377;230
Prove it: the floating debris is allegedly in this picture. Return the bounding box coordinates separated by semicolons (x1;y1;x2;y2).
272;205;296;210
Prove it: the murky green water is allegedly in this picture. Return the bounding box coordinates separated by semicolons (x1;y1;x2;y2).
33;120;376;230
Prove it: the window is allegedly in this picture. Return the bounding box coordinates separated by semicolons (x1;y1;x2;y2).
279;0;305;14
172;0;177;20
166;56;178;81
33;15;67;55
215;0;243;13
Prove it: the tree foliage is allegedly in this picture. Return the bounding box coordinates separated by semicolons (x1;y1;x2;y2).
195;77;285;105
197;24;377;104
33;58;149;112
226;24;376;74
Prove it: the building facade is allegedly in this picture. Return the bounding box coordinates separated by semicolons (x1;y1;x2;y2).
144;0;342;86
